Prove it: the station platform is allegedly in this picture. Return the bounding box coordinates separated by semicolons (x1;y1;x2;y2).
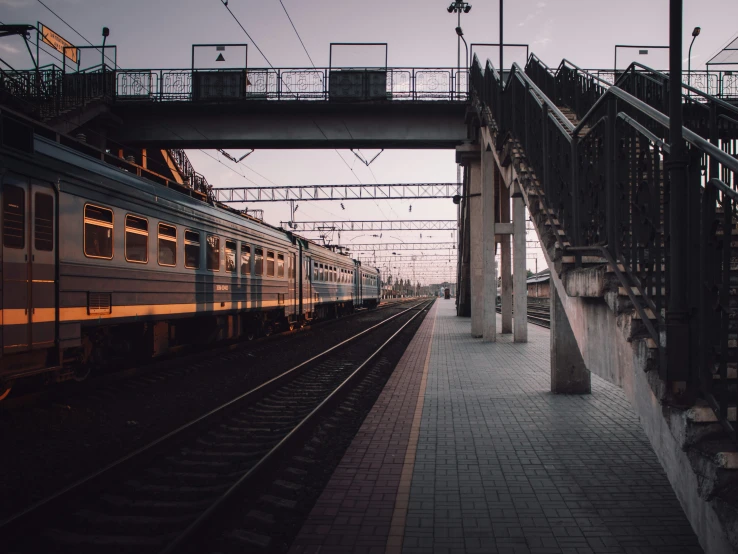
289;300;703;554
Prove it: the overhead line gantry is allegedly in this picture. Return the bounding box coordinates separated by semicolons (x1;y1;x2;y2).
285;220;457;231
214;183;462;203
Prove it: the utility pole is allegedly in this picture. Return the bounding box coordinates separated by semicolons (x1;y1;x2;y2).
667;0;689;385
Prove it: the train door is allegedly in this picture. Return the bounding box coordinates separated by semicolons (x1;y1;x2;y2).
30;184;56;349
1;178;56;353
303;255;313;316
289;252;296;316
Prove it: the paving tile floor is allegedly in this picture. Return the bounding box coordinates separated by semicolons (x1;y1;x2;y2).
404;300;702;554
291;299;704;554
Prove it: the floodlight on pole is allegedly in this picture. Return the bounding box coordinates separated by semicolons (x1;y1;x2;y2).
446;1;472;99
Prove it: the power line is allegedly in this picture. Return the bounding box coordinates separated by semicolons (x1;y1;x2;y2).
217;0;275;68
277;0;315;67
216;0;364;210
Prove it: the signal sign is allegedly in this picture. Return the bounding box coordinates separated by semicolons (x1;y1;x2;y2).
40;23;78;63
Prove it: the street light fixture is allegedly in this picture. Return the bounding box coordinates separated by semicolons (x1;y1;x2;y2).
688;26;701;85
456;27;469;71
101;27;110;96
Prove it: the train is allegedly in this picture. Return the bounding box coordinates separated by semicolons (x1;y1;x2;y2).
0;110;381;399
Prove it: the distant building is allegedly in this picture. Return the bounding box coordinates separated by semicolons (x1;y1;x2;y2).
526;269;550;298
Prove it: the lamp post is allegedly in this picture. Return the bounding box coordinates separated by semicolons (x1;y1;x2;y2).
447;1;472;98
101;27;109;97
688;26;701;87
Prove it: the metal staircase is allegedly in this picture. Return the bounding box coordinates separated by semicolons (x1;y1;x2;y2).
470;53;738;552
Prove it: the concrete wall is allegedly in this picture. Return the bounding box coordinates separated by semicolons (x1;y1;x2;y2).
541;245;733;554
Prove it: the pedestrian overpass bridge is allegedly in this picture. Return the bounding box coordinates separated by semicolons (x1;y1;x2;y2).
2;51;738;553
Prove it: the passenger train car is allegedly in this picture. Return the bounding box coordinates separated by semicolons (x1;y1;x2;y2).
0;111;380;397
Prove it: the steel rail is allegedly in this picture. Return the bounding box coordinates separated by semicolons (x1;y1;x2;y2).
0;300;428;541
160;298;434;553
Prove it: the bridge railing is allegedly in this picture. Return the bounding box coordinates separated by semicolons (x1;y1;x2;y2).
43;67;468;103
2;66;469;120
472;55;738;437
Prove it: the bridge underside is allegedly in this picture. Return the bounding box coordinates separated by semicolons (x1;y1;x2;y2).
106;102;469;149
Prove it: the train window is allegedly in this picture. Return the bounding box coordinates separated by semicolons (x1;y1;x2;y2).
3;185;25;249
254;248;264;275
125;215;148;263
319;263;324;281
158;223;177;266
184;230;200;269
277;253;285;278
266;251;275;277
84;204;113;259
290;254;296;279
34;193;53;251
206;235;220;271
225;240;236;272
241;244;251;275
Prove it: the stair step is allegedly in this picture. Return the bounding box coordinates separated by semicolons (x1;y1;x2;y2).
686;404;737;424
562;255;607;265
618;286;665;297
632;308;658;320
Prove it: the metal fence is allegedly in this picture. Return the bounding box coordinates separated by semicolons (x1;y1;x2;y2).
472;54;738;437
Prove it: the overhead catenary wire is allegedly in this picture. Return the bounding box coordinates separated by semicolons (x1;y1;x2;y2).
216;0;389;225
0;21;67;67
277;0;316;68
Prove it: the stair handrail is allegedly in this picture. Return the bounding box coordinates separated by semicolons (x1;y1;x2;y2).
530;55;738;122
477;56;575;134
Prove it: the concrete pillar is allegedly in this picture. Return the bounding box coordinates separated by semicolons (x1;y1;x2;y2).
481;146;496;342
550;285;591;394
457;166;471;317
513;193;527;342
469;158;483;337
499;173;513;334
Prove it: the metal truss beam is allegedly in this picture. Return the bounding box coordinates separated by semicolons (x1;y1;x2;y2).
345;242;457;251
215;183;461;203
286;220;457;231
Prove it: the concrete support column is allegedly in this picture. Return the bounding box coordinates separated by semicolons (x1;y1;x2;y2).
481;146;496;342
499;172;513;334
550;285;591;394
512;193;527;342
469;158;483;338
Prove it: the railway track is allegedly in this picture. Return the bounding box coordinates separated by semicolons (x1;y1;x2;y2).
1;298;418;411
496;298;551;328
2;299;433;554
